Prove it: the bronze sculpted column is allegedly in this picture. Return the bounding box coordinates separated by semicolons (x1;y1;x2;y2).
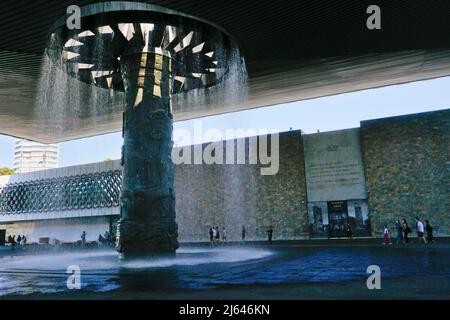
116;52;178;258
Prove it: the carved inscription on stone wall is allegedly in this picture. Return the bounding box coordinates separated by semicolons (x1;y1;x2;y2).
303;129;367;202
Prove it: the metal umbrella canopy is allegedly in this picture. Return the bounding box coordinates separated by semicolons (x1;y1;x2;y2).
47;3;239;94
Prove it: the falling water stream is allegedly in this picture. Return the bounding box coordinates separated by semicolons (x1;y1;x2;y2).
2;6;267;298
31;28;249;242
33;38;247;140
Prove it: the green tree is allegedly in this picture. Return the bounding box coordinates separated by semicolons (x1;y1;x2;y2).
103;158;113;162
0;167;15;176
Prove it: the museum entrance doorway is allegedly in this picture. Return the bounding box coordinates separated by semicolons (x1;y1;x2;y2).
308;199;371;239
327;201;349;238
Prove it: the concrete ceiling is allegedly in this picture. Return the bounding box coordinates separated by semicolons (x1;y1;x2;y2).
1;0;450;143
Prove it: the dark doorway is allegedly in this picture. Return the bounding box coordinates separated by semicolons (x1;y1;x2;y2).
0;230;6;246
327;201;348;238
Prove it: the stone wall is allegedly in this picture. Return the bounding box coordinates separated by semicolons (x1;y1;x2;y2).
360;109;450;237
175;130;309;242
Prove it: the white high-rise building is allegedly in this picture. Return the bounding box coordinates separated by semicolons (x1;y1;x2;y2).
13;140;59;173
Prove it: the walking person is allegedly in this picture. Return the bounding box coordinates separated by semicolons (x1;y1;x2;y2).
7;235;13;250
103;231;110;246
402;219;411;243
425;220;435;244
383;225;392;245
98;234;104;247
16;235;22;246
212;227;217;246
11;235;16;251
81;231;87;248
415;217;427;244
241;226;246;241
345;223;353;239
22;235;27;246
222;227;227;243
209;227;214;245
215;226;220;244
267;226;274;244
395;219;403;245
110;233;116;246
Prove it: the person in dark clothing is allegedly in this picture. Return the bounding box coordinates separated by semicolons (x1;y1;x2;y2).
98;234;104;246
10;235;16;251
215;227;220;242
402;219;411;243
346;223;353;239
267;226;274;244
17;235;22;245
395;219;403;244
209;228;214;244
110;234;116;246
241;226;246;241
425;220;435;243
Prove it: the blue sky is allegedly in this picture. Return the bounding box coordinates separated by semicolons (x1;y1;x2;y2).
1;76;449;168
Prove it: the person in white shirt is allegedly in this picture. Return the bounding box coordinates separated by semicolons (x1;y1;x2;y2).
415;217;427;244
212;227;218;245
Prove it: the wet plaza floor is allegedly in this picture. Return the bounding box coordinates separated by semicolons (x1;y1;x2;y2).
0;243;449;299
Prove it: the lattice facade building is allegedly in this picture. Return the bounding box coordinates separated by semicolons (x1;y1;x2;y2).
0;171;121;215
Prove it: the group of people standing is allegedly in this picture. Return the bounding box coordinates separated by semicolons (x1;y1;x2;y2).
209;225;275;245
209;226;227;245
80;231;116;248
7;234;27;250
383;217;435;245
98;231;116;247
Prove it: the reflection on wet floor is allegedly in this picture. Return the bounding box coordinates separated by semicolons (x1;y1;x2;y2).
0;245;449;297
